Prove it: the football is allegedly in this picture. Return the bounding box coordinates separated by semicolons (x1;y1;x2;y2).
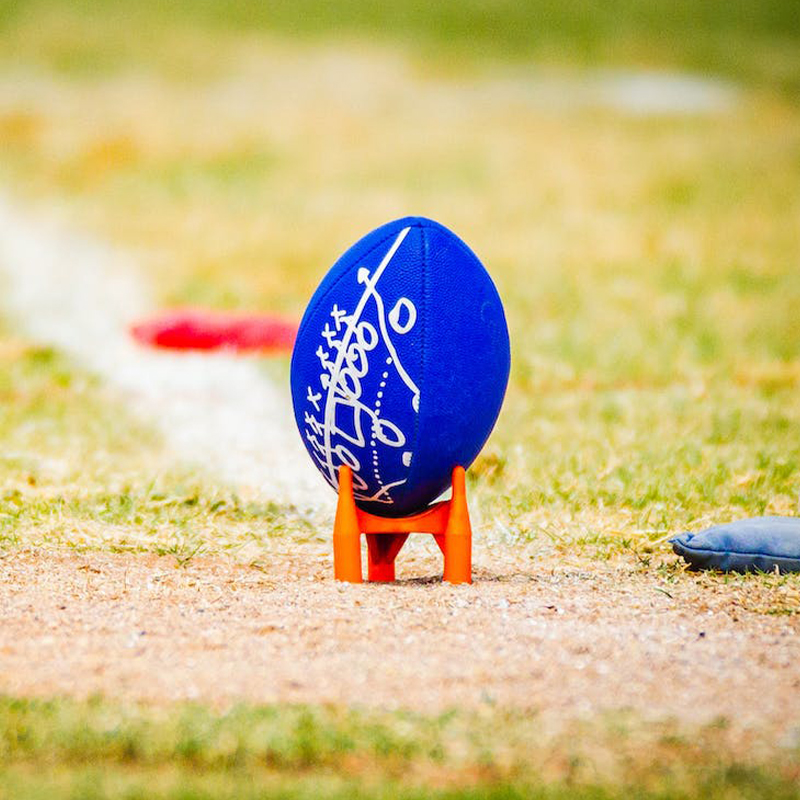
290;217;510;517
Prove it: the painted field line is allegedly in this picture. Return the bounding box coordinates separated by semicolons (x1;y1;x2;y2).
0;196;327;511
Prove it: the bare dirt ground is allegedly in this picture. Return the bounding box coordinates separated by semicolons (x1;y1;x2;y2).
1;546;798;740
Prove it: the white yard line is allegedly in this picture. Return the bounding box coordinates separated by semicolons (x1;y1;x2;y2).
0;196;328;512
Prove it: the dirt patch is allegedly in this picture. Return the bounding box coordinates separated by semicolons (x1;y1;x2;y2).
1;548;797;738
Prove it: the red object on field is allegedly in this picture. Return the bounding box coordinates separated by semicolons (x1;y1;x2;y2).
130;309;298;353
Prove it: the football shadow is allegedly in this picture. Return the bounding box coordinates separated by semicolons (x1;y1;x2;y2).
391;568;535;585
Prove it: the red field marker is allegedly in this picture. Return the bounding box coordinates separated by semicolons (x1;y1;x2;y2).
130;309;298;353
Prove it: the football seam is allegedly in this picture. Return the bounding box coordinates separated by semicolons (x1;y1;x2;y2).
401;220;492;507
401;222;428;502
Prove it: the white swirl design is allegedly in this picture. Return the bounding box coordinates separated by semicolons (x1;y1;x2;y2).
302;227;420;505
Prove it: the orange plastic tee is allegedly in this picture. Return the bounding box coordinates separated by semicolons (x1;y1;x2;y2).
333;465;472;584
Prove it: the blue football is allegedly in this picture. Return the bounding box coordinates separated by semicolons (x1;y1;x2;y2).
290;217;510;517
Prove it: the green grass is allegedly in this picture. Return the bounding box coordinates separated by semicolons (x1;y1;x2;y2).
1;0;800;95
0;337;155;501
0;329;313;560
1;695;799;800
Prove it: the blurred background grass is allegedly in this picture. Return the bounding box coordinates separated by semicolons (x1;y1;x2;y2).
1;0;800;94
2;695;800;800
0;0;799;546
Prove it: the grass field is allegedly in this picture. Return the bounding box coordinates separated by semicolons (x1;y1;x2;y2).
1;1;799;797
2;695;800;800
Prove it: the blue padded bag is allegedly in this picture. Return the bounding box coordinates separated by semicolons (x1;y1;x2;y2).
670;516;800;573
290;217;510;517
